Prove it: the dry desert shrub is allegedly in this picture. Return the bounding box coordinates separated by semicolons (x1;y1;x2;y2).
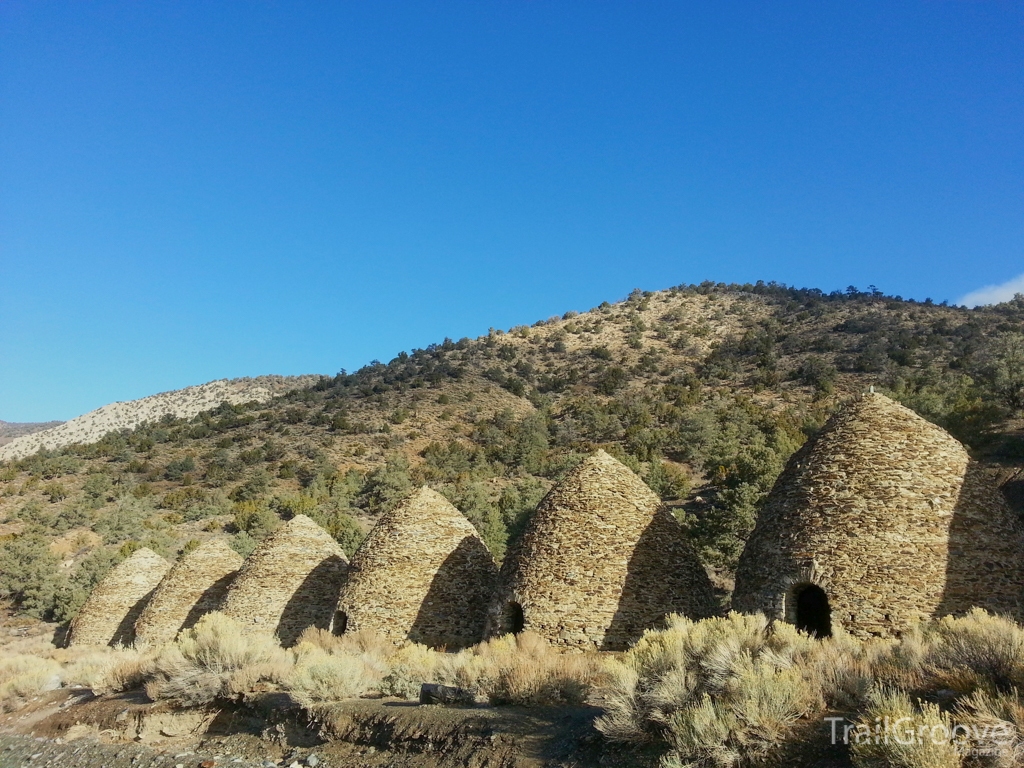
0;654;62;712
143;612;292;706
286;627;391;704
595;611;1024;767
373;631;605;706
378;642;455;699
51;646;152;692
288;645;386;704
954;689;1024;768
850;687;964;768
104;656;154;693
921;611;1024;696
481;632;605;706
595;612;866;767
874;610;1024;698
295;626;393;661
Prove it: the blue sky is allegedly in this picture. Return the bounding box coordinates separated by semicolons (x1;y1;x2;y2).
1;2;1022;422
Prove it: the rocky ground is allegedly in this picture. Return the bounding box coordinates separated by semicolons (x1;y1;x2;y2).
0;685;658;768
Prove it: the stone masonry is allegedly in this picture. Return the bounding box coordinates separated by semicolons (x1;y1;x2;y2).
485;450;717;650
733;392;1024;639
67;548;170;647
332;486;498;648
221;514;348;647
133;538;243;647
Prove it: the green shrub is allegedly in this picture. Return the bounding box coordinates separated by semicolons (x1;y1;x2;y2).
232;500;279;539
230;530;257;558
42;481;68;503
159;486;208;512
797;355;838;395
229;469;270;501
92;496;152;544
82;472;112;503
164;456;196;481
362;454;413;514
0;532;61;618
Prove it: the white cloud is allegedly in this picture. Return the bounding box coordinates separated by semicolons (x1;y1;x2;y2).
958;273;1024;308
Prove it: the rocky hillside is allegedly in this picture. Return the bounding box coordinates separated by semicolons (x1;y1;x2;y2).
0;376;320;461
1;281;1022;626
0;420;64;448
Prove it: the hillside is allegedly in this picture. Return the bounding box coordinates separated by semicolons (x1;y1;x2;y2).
0;420;64;448
1;281;1023;627
0;376;320;461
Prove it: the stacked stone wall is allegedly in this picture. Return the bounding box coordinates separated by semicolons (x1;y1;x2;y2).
940;463;1024;618
486;450;716;650
333;487;498;648
733;392;1024;639
67;548;170;647
133;539;243;647
221;515;348;647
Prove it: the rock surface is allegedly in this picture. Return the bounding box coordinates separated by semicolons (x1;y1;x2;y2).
0;376;318;461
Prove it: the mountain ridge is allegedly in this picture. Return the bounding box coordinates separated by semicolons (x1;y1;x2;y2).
0;420;64;448
0;376;321;461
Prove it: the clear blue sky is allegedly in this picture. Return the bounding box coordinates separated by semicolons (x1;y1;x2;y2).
2;2;1022;422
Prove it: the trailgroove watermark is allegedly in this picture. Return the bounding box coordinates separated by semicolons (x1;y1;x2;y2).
826;716;1013;756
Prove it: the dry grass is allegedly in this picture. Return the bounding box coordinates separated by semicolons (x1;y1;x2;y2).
4;615;605;710
51;646;150;692
918;609;1024;696
0;638;157;711
378;642;453;699
954;690;1024;768
595;610;1024;768
99;650;155;693
10;605;1024;768
478;632;605;706
0;654;62;712
373;631;606;706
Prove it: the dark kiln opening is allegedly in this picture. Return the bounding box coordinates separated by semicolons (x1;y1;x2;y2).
332;611;348;636
503;602;525;635
794;584;832;638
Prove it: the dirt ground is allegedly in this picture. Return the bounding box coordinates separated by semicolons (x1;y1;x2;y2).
0;686;662;768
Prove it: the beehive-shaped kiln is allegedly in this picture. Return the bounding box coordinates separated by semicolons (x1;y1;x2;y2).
67;548;170;647
133;539;243;647
733;392;1024;639
332;486;497;648
485;450;716;650
221;514;348;646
